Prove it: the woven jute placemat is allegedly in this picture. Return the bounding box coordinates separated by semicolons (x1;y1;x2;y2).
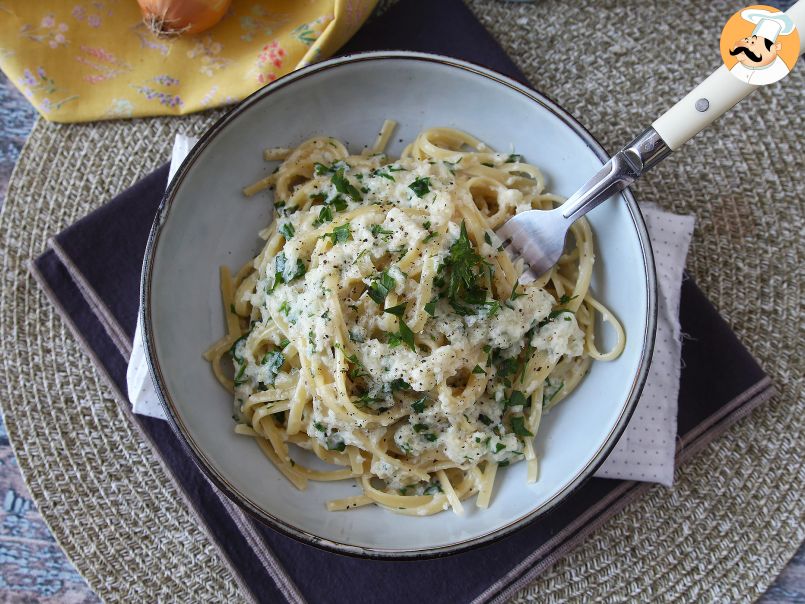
1;0;802;601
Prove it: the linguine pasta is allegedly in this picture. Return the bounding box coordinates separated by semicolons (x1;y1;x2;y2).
205;122;625;515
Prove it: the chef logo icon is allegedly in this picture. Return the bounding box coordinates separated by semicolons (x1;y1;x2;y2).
720;5;799;85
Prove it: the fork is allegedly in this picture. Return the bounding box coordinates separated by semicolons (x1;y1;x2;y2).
497;0;804;279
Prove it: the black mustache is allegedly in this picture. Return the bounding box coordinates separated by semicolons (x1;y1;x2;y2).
730;46;763;62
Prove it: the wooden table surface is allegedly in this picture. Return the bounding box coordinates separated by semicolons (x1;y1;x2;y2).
0;72;802;603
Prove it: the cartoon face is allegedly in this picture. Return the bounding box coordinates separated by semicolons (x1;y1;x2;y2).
730;34;781;67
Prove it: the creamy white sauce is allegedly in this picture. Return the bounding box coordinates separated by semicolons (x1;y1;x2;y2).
241;158;585;485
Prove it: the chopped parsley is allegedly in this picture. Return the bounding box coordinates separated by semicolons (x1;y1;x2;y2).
325;433;346;452
440;221;499;316
505;153;523;163
507;390;527;408
472;364;486;374
335;342;369;380
510;416;533;437
260;351;284;386
478;413;493;426
481;299;501;317
558;294;578;305
494;355;520;387
413;423;429;433
279;222;295;239
383;301;407;317
412;396;427;413
228;334;248;363
332;169;363;201
354;392;384;408
233;362;247;386
323;222;351;244
313;422;325;432
370;224;393;239
423;482;442;495
389;378;411;392
314;162;335;176
537;309;574;329
328;195;348;212
424;433;438;442
371;165;403;181
278;301;290;315
312;192;348;227
408;176;431;197
277;204;298;217
424;297;438;316
367;270;396;305
387;318;415;352
270;252;306;292
312;205;333;227
345;352;368;380
450;295;499;317
494;442;506;453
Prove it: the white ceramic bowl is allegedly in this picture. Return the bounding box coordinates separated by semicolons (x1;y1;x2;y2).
142;51;656;558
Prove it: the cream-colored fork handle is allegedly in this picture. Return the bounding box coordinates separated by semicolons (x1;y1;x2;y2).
652;0;804;151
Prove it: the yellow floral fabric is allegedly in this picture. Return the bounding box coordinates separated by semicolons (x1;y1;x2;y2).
0;0;376;123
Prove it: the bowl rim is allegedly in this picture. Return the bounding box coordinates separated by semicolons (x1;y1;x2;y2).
141;49;658;560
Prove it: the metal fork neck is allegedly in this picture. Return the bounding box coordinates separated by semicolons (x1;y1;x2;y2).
561;128;671;222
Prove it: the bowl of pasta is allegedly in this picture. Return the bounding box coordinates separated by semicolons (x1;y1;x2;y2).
142;51;656;558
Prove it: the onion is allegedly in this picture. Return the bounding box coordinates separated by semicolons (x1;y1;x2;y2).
137;0;232;37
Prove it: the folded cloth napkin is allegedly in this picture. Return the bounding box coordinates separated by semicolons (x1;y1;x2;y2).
126;135;694;487
0;0;376;123
30;1;775;603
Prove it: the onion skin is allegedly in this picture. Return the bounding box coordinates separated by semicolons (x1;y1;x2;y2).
138;0;233;37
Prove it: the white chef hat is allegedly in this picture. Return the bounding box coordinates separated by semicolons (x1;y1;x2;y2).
740;8;796;43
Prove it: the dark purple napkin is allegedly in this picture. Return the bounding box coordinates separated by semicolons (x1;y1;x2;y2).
30;1;773;603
